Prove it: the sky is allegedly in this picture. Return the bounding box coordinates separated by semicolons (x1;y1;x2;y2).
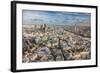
22;10;91;25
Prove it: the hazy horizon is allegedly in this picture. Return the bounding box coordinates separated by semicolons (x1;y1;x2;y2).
22;10;91;26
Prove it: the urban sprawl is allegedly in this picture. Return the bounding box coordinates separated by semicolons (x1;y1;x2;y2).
22;24;91;63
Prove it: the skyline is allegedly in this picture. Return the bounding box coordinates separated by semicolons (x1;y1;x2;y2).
22;10;91;25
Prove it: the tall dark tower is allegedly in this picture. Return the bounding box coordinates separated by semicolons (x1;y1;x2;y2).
75;24;77;33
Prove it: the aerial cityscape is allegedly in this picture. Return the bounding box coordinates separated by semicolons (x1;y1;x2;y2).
22;10;91;63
